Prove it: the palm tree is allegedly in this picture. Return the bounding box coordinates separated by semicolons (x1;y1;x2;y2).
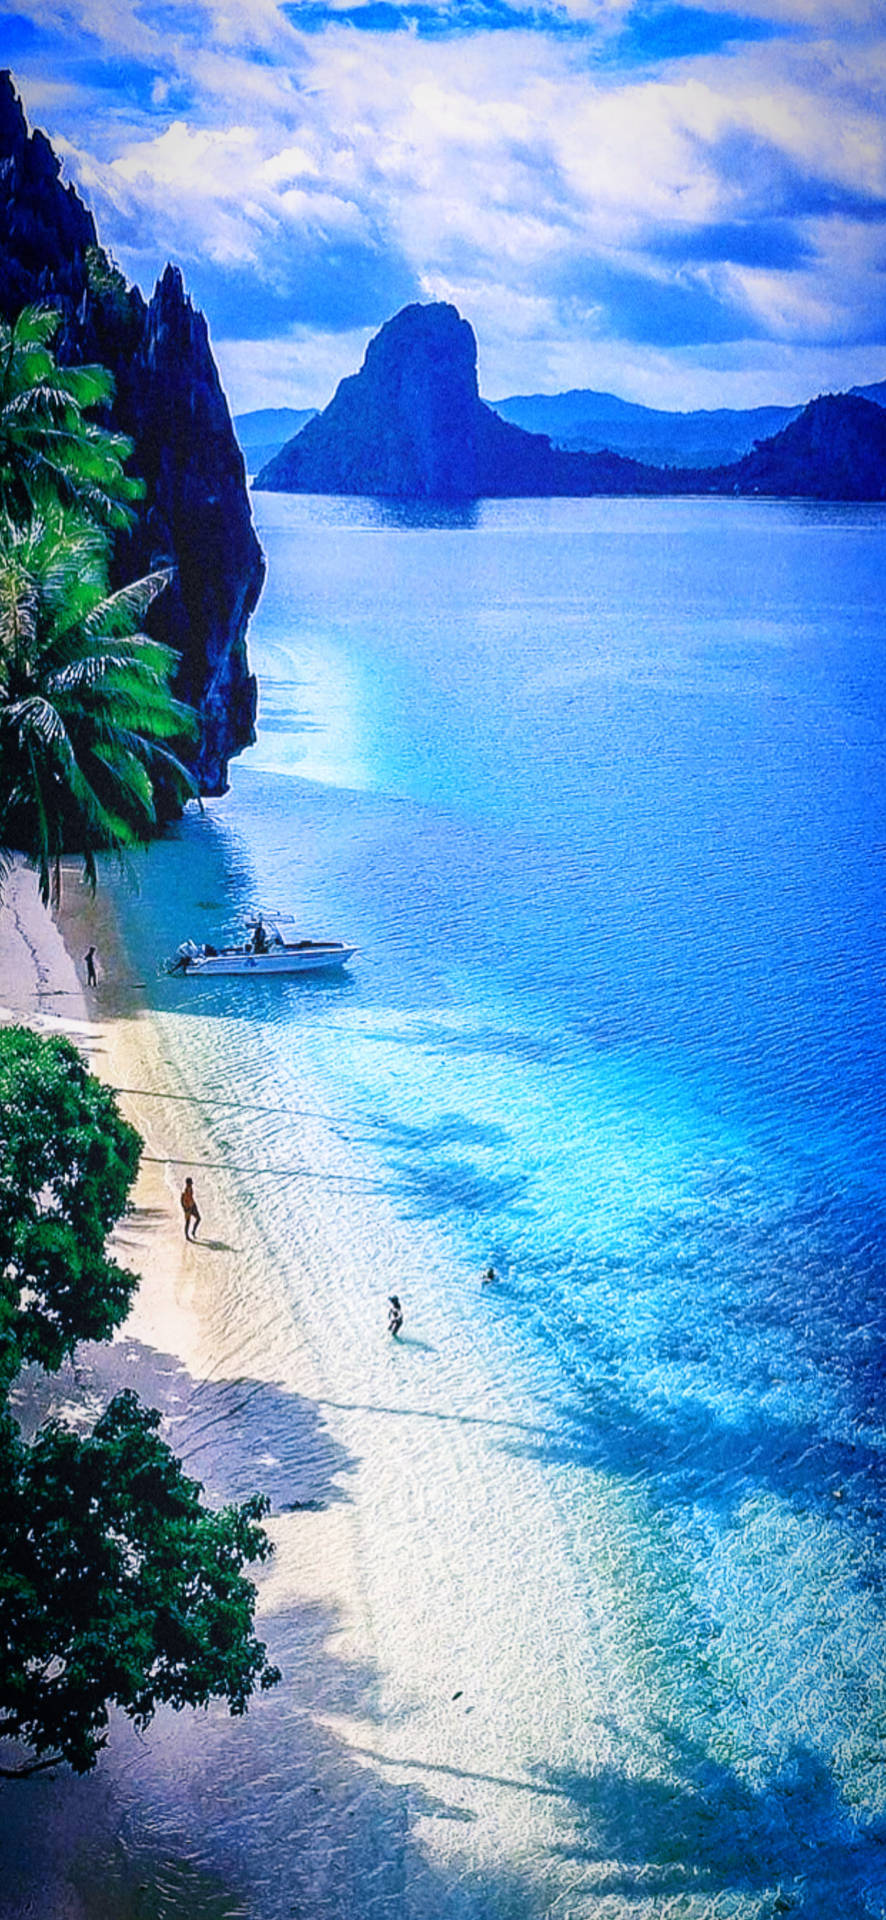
0;504;197;905
0;305;143;530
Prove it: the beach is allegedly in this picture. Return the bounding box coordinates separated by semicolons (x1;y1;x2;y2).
2;498;884;1920
0;860;633;1920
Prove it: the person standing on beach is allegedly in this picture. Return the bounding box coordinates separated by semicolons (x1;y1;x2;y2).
84;946;97;987
181;1177;201;1241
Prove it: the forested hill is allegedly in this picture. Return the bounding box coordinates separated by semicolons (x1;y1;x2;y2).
0;72;262;796
487;389;804;469
701;392;886;501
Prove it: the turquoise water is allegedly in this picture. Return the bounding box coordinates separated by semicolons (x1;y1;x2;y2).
111;495;886;1917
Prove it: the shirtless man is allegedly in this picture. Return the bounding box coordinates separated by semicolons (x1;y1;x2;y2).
181;1177;201;1241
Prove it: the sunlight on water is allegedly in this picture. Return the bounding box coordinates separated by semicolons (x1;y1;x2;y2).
242;631;376;791
93;496;886;1919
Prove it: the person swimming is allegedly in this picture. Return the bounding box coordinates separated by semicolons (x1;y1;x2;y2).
388;1295;403;1336
481;1265;497;1284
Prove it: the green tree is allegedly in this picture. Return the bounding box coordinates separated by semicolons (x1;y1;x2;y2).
0;503;197;904
0;1026;279;1777
0;304;142;530
0;1025;141;1385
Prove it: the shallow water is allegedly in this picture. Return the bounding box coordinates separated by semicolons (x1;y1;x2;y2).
34;497;886;1918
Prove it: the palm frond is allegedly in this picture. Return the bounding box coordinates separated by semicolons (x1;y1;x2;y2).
61;363;117;411
7;306;61;351
88;745;157;819
2;387;78;424
0;324;200;898
81;568;174;638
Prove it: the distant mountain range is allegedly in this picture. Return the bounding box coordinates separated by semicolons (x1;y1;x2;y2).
490;381;886;468
489;391;801;468
239;347;886;479
253;303;886;503
234;406;317;476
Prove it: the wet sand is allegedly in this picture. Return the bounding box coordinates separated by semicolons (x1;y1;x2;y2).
0;861;644;1920
0;866;380;1918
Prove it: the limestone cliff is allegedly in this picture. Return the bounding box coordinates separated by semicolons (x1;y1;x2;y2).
257;300;886;504
256;303;652;499
0;73;262;794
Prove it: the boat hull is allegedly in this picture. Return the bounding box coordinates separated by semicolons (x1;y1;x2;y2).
178;945;356;977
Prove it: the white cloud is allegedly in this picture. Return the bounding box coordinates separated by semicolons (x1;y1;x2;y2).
214;324;376;410
11;0;886;407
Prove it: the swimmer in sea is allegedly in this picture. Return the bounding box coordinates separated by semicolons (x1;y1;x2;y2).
388;1294;403;1336
481;1265;497;1285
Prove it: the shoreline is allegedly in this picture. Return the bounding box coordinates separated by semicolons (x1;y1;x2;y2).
0;865;381;1916
0;851;661;1920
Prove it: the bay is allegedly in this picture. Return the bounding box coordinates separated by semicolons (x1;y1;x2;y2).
105;494;886;1918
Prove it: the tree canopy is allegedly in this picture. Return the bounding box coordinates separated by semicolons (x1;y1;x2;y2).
0;501;196;904
0;1024;141;1384
0;1026;279;1776
0;304;142;530
0;307;198;903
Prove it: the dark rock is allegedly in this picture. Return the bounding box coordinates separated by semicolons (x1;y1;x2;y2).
715;392;886;501
256;301;655;499
0;72;263;796
257;299;886;504
257;302;482;497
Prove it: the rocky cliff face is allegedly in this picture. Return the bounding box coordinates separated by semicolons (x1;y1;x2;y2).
0;73;262;794
257;300;886;504
256;301;660;499
258;303;483;497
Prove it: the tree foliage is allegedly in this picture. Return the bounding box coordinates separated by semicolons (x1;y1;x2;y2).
0;1027;279;1776
0;304;142;531
0;1026;141;1385
0;305;200;902
0;502;197;903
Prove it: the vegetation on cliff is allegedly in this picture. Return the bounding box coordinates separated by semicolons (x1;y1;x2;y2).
0;307;197;903
0;1025;279;1777
0;72;262;795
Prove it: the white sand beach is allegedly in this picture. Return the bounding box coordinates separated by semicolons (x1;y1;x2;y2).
1;861;648;1920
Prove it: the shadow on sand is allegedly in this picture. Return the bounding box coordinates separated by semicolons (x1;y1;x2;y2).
4;1325;884;1920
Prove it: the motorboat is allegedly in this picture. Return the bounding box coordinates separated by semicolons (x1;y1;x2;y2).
167;914;357;978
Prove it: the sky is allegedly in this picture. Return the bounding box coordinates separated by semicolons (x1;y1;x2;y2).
4;0;886;414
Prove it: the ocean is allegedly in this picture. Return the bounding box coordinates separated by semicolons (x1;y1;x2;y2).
101;493;886;1919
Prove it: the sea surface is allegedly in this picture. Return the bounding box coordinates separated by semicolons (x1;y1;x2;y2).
103;495;886;1919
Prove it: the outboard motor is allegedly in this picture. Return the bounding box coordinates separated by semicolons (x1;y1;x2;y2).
167;939;201;975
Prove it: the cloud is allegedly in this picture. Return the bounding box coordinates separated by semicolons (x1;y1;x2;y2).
213;322;377;408
553;253;763;344
703;127;886;227
6;0;886;407
181;243;421;334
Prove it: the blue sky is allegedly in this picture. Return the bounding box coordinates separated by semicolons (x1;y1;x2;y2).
4;0;886;412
